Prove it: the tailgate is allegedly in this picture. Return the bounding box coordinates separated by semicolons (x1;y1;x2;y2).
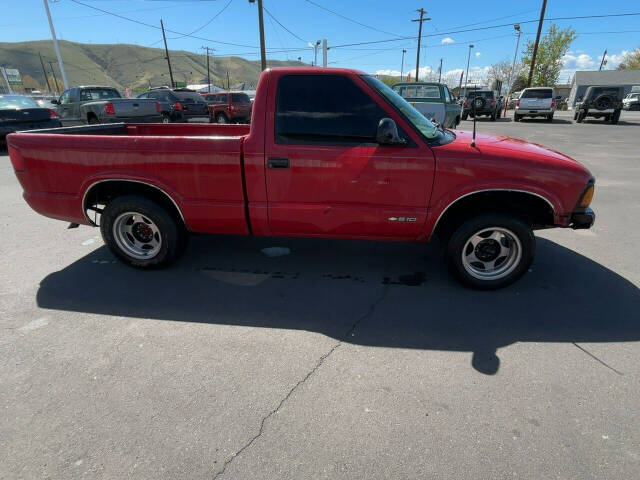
112;99;158;117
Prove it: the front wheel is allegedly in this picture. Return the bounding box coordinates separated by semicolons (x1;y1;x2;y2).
445;213;535;290
100;195;188;269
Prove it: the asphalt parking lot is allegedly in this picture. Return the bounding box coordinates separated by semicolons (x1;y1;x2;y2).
1;110;639;479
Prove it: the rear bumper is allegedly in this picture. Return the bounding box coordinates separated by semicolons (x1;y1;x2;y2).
515;108;553;116
570;208;595;229
0;119;62;139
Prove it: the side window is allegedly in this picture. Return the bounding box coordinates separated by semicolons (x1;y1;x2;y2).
147;91;159;100
138;92;149;99
275;74;387;144
59;90;71;104
443;87;451;102
219;94;228;103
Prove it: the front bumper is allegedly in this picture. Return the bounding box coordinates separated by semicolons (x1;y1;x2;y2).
570;208;595;229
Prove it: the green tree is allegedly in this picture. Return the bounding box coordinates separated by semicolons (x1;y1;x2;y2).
522;24;576;86
617;47;640;70
511;75;528;93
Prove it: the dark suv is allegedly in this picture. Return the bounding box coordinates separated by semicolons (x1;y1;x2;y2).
574;85;624;124
201;91;252;124
461;90;499;121
137;87;210;123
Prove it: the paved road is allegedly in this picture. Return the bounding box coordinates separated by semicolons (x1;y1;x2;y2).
1;111;639;479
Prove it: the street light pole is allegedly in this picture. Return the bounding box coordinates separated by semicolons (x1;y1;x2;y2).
503;24;521;117
438;58;443;83
464;44;474;93
43;0;69;89
400;49;406;81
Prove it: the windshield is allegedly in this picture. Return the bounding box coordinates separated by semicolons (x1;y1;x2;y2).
0;95;40;109
522;89;553;99
362;76;437;139
392;84;441;100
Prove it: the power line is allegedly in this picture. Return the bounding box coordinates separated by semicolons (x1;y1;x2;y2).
68;0;257;48
262;4;308;44
330;11;640;49
302;0;403;38
165;0;233;41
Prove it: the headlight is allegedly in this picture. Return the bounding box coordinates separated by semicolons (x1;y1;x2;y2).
579;184;595;208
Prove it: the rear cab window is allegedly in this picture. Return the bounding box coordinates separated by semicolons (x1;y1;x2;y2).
393;84;441;100
80;88;121;101
521;89;553;99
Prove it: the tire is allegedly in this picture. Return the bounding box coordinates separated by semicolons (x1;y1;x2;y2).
445;213;535;290
611;110;621;124
576;111;585;123
215;113;228;124
88;115;100;125
100;195;188;269
573;111;578;120
162;114;170;124
513;113;520;122
546;113;553;122
455;116;460;126
490;110;497;121
461;112;468;121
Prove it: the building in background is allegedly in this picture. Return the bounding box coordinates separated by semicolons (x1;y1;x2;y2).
568;70;640;109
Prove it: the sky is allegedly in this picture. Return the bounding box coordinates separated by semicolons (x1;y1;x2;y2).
3;0;640;85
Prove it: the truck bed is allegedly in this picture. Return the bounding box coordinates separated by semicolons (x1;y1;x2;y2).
8;123;252;234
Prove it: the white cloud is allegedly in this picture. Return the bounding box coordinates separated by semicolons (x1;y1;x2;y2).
562;53;595;70
375;69;402;77
441;37;455;45
605;50;631;68
475;52;481;58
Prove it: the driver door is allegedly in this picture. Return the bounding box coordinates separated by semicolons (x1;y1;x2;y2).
264;73;435;239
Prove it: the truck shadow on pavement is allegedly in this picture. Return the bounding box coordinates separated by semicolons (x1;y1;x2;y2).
37;236;639;375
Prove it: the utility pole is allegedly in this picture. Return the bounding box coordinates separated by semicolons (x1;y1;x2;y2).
400;49;406;81
322;39;327;67
38;52;52;93
202;46;213;92
227;70;230;89
464;44;474;93
438;58;443;83
257;0;267;70
160;19;175;88
527;0;547;87
503;24;522;117
43;0;69;89
313;40;321;66
48;61;60;94
412;8;430;82
457;70;464;97
599;49;607;70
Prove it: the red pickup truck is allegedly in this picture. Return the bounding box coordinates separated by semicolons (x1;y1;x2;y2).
7;68;595;289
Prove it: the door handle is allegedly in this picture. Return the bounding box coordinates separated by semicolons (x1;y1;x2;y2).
268;157;290;169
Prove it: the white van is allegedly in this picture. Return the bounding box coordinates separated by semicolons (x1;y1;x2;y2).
514;87;556;122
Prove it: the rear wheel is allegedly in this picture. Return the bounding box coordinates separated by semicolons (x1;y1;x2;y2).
576;111;586;123
461;112;468;121
216;113;228;124
161;114;170;124
100;195;188;269
546;113;554;122
88;115;100;125
445;213;535;290
490;110;497;121
513;113;521;122
573;111;578;120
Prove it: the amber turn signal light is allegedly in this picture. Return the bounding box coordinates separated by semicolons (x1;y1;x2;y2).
579;185;595;208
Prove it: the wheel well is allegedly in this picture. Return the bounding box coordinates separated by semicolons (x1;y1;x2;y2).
87;112;98;121
432;191;555;240
84;180;186;229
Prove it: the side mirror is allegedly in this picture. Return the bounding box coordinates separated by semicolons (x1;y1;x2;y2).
50;99;59;105
376;118;405;145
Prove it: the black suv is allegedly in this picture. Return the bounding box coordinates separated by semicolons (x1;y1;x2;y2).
574;85;624;124
137;87;210;123
461;90;499;121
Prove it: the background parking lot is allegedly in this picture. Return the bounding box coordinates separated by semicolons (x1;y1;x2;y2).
2;111;639;479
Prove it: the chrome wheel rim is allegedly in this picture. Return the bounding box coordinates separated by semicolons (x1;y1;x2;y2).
113;212;162;260
217;116;226;124
461;227;522;281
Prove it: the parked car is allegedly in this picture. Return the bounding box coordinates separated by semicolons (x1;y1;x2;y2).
52;86;162;125
29;94;58;108
392;82;461;128
462;89;499;121
7;67;595;289
514;87;556;122
0;94;61;145
137;87;210;123
574;85;624;124
622;92;640;111
507;91;521;109
201;91;252;124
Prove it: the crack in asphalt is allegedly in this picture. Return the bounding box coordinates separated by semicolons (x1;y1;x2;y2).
212;284;390;479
